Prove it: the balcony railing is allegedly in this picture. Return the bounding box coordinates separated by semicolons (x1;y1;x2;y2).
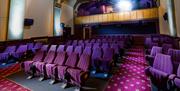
75;8;159;24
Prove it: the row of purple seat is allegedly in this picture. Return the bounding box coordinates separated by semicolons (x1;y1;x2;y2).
146;53;180;90
22;45;94;88
145;36;179;53
0;42;43;64
146;46;180;72
23;43;117;73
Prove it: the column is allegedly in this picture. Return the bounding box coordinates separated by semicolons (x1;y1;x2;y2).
8;0;25;40
167;0;177;36
0;0;9;41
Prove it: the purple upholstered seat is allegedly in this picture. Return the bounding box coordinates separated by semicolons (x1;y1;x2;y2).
67;54;91;87
102;43;109;51
93;43;101;49
99;48;114;72
74;46;83;57
57;53;78;80
27;43;34;51
84;40;90;43
78;40;84;45
0;46;16;63
91;47;102;69
32;42;43;53
162;43;173;54
57;45;65;52
110;43;119;54
48;45;57;52
66;40;72;45
90;39;96;43
83;47;92;56
45;52;66;78
85;43;92;48
11;45;28;59
96;39;101;43
66;46;74;56
72;40;78;46
33;51;56;76
146;46;162;66
146;53;173;88
22;50;45;73
40;45;49;52
168;49;180;72
22;45;49;75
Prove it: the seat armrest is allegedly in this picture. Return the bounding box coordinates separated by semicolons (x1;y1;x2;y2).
80;71;89;80
169;74;177;80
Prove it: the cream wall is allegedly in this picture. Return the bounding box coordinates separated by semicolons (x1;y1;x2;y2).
0;0;9;41
159;0;170;35
61;0;76;35
23;0;54;39
174;0;180;37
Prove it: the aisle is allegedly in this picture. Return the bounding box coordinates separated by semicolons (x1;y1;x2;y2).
105;46;152;91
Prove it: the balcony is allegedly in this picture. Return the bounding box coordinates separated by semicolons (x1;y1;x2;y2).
75;8;159;24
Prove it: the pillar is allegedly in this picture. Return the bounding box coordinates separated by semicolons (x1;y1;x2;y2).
167;0;177;36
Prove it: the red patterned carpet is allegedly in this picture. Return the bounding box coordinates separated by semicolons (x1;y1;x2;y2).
105;46;152;91
0;63;31;91
0;63;21;77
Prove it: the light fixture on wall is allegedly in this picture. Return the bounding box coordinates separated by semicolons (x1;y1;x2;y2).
116;0;133;12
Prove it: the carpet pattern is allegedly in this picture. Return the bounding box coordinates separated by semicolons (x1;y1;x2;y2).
0;63;21;77
105;46;152;91
0;63;31;91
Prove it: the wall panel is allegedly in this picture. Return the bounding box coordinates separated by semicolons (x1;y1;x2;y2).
75;8;159;24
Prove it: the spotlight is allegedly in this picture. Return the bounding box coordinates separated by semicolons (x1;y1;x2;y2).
116;0;133;11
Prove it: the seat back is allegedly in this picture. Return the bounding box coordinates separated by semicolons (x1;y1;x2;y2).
90;39;96;43
77;54;91;71
85;43;92;48
48;45;57;52
57;45;65;52
16;45;28;53
83;47;92;56
34;42;43;49
168;49;180;63
40;45;49;52
65;53;78;68
72;40;78;46
102;43;109;51
162;43;173;54
150;46;162;57
4;46;16;53
92;47;102;60
74;46;82;56
43;51;56;64
66;46;74;56
27;43;34;50
33;51;45;62
53;52;66;65
78;40;83;44
153;53;173;74
103;48;114;60
93;43;100;49
111;44;119;54
66;40;72;45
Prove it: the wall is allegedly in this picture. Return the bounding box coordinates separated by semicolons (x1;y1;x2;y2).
159;0;170;35
0;0;9;41
61;0;76;35
174;0;180;37
92;22;158;35
23;0;54;39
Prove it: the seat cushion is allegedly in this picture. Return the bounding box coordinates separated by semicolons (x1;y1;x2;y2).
57;66;68;79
